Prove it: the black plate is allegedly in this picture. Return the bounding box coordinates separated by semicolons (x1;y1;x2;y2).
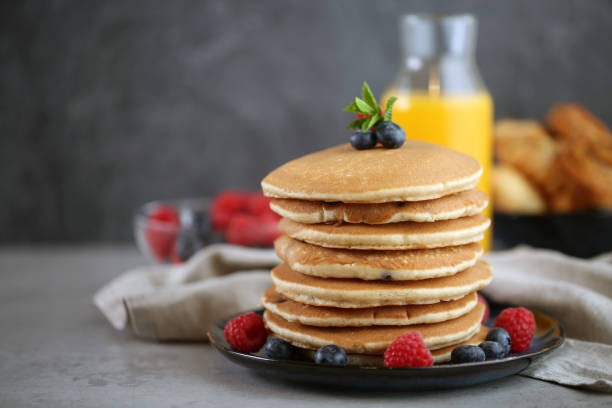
208;306;564;390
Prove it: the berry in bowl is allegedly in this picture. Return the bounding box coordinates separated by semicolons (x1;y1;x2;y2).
134;191;281;264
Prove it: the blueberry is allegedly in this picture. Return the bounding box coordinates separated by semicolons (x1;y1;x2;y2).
350;130;377;150
450;345;486;364
376;121;405;149
485;328;512;356
314;344;347;366
264;337;294;360
175;227;203;261
479;341;505;360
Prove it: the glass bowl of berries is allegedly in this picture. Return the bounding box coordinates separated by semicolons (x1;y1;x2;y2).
134;191;281;264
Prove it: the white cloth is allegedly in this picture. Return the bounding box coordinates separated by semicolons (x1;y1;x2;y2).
94;244;612;391
484;247;612;392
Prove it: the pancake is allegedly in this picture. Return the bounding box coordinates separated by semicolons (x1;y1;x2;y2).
274;236;483;280
278;214;490;250
261;142;482;203
292;326;489;365
261;287;478;327
263;303;485;354
271;261;492;308
270;189;488;224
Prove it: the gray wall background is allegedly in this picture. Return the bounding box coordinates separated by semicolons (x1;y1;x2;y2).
2;0;612;242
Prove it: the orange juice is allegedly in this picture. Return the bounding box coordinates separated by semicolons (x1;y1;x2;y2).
382;91;493;250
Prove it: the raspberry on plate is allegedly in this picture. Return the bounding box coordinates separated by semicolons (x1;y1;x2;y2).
384;332;433;367
223;312;267;353
494;307;536;352
145;205;180;261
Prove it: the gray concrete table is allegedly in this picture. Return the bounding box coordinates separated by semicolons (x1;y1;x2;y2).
0;246;609;407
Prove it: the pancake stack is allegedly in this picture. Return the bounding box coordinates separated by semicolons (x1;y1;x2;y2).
260;141;492;364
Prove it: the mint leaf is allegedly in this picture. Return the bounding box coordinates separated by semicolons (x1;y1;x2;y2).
384;96;397;112
383;107;393;122
383;96;397;121
347;117;367;130
361;113;380;132
361;82;378;110
355;97;376;114
345;83;394;133
343;102;361;113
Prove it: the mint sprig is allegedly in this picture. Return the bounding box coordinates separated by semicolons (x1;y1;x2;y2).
343;82;397;132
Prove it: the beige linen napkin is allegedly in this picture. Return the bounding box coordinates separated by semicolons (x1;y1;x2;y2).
484;247;612;392
94;244;278;340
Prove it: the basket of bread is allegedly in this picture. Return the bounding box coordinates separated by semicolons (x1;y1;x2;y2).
493;103;612;257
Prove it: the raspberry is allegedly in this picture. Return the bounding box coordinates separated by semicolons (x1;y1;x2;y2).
148;205;179;224
223;312;267;353
211;209;233;232
225;214;260;246
168;245;182;264
384;332;433;367
211;191;280;246
225;212;281;247
212;191;250;213
145;205;180;261
355;107;387;135
246;193;273;216
210;191;250;231
477;293;490;324
355;106;385;120
494;307;536;352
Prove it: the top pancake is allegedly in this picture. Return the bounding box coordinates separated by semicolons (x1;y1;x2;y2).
261;142;483;203
270;189;488;224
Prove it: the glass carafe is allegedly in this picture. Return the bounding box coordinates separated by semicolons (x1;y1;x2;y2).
382;14;493;250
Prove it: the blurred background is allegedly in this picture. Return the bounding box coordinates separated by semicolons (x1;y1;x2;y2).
2;0;612;243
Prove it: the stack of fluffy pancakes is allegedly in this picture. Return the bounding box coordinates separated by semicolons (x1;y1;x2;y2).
260;141;493;364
